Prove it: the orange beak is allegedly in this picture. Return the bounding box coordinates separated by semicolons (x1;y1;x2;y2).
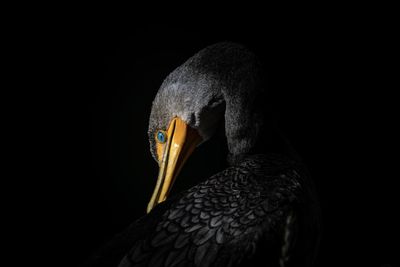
147;117;202;213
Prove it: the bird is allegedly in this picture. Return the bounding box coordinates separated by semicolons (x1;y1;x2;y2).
86;42;321;267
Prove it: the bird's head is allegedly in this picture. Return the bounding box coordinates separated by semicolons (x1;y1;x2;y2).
146;42;263;213
146;69;226;213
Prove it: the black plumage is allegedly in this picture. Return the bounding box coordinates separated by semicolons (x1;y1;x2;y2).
85;43;321;267
87;155;320;267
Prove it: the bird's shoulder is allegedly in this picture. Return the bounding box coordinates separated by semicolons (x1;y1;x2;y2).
120;154;304;267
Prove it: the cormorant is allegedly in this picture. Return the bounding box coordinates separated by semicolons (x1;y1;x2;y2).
87;42;321;267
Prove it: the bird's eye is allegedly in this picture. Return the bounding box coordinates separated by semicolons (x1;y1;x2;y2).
156;130;166;143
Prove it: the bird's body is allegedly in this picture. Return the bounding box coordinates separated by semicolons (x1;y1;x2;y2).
119;154;319;267
86;42;321;267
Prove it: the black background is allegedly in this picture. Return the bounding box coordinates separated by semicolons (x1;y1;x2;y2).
19;12;398;267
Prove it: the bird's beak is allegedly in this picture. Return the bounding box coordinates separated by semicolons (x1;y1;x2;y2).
147;117;202;213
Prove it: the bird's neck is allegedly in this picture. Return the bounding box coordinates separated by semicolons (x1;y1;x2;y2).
227;122;300;166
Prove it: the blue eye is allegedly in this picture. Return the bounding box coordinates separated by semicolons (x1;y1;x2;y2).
156;131;166;143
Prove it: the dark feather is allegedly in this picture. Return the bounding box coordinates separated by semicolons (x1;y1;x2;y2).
114;154;320;267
